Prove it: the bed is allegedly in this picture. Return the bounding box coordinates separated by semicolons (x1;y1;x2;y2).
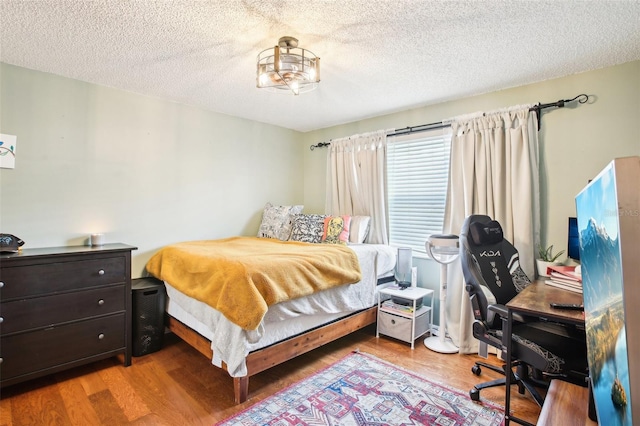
146;236;396;403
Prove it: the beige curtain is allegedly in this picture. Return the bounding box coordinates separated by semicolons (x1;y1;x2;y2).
443;107;540;353
325;129;390;244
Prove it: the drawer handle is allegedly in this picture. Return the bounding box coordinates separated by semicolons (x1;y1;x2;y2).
0;281;4;288
98;299;105;306
0;357;3;364
0;317;3;324
98;333;105;340
98;269;105;276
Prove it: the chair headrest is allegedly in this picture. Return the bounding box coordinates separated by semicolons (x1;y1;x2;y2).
469;220;504;246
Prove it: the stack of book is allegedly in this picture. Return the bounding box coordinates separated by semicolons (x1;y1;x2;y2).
381;299;416;315
544;265;582;293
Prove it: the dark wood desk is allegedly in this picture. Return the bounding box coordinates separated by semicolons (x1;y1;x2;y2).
506;281;585;325
504;281;586;426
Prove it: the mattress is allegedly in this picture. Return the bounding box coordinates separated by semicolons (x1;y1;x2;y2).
164;243;396;377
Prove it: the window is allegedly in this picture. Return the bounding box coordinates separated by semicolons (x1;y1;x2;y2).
387;128;452;254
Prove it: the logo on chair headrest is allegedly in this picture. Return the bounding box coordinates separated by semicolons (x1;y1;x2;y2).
470;220;504;245
479;250;501;257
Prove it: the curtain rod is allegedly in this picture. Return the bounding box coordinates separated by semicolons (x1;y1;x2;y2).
529;93;589;130
309;122;448;150
309;93;590;150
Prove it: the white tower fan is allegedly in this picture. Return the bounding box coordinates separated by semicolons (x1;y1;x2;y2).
424;234;460;354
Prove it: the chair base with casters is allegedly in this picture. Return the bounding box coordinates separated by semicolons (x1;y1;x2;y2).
468;318;588;404
469;360;545;406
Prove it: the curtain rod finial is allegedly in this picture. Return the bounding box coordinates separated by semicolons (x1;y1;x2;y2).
566;94;590;104
310;142;331;151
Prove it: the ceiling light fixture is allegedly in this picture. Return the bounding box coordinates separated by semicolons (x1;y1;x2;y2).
256;36;320;95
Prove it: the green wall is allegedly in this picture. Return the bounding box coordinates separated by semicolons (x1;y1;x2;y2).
0;63;304;276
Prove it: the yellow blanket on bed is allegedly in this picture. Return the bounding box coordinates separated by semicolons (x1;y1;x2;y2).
145;237;362;330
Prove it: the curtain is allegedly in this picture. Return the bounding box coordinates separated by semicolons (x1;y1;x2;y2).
443;107;540;353
325;129;390;244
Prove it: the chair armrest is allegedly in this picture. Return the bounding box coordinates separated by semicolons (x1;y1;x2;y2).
472;320;503;350
488;303;508;318
488;304;516;358
488;303;530;323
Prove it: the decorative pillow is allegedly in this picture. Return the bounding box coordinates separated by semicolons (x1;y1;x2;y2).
349;216;371;244
289;214;327;243
257;202;304;240
321;215;351;245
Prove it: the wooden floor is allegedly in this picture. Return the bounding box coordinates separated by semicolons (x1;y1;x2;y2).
0;327;542;425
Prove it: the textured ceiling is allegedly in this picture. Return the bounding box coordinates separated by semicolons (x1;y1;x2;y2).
1;1;640;132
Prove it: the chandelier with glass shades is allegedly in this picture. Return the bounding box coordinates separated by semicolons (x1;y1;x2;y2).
256;36;320;95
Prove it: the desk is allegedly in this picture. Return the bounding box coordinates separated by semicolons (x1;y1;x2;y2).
504;281;586;426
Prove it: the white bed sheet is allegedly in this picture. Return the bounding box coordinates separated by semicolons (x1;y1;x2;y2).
164;243;396;377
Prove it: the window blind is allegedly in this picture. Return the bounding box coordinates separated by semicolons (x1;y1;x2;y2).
387;129;452;254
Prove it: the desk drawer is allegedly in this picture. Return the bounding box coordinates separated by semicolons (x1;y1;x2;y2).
0;313;125;381
0;256;126;300
1;285;125;334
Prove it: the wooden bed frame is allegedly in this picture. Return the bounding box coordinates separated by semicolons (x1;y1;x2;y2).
166;305;378;404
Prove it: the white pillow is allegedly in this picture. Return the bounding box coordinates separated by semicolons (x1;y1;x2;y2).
257;202;304;241
349;216;371;244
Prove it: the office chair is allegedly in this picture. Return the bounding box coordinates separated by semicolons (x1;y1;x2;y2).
459;214;587;404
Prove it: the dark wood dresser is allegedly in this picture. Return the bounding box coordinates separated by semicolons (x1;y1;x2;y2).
0;243;137;387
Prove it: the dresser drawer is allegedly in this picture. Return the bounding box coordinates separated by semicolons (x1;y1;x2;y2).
0;256;126;300
0;313;125;381
0;285;125;334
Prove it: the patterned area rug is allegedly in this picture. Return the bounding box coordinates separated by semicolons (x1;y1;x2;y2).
218;351;505;426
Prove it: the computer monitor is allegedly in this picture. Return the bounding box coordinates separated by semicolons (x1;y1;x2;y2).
567;217;580;261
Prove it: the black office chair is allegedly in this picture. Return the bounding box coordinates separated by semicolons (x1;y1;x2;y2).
459;214;587;404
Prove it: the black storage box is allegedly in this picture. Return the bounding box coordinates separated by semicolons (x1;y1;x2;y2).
132;277;166;356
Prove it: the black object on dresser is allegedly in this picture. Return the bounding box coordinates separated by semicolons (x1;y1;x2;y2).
0;243;137;388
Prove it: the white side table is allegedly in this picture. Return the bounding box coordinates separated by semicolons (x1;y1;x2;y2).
376;286;434;349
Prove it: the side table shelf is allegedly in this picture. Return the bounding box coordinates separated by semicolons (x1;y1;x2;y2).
377;286;434;349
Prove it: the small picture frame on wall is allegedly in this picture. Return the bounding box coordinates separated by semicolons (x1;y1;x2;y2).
0;133;17;169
